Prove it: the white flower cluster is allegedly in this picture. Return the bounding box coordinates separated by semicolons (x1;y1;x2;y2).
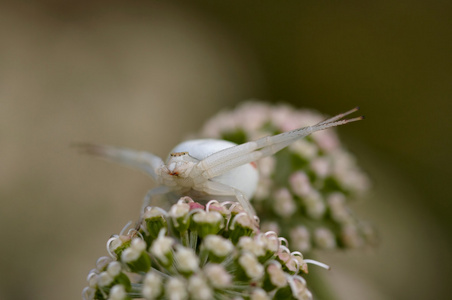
198;101;376;251
83;197;323;300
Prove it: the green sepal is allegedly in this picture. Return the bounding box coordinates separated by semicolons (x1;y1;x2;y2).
172;216;190;234
144;216;167;242
126;251;151;273
113;273;132;292
228;223;254;245
114;240;131;259
273;285;296;299
191;219;224;238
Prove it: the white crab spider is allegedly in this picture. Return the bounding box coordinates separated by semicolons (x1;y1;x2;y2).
79;107;363;225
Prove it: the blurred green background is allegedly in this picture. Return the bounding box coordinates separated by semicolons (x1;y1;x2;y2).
1;1;451;299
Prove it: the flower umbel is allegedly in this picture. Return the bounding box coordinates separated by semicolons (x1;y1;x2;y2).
197;101;376;252
83;197;323;300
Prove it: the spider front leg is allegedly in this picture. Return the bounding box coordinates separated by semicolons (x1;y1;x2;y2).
134;185;172;231
141;185;172;213
75;143;165;181
203;180;259;228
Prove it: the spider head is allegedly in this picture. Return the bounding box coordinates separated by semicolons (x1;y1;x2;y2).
165;152;198;177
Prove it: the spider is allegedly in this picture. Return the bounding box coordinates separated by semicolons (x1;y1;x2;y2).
78;107;363;227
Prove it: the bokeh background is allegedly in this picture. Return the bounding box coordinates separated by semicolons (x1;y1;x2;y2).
1;1;451;299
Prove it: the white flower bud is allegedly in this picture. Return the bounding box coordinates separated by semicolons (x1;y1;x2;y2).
290;171;312;197
121;247;139;263
98;271;113;287
289;139;318;159
188;275;212;300
267;264;287;287
250;288;270;300
143;271;162;299
342;225;364;248
82;287;95;300
260;221;280;235
290;226;311;252
165;277;188;300
96;256;113;271
204;264;232;288
87;271;98;288
254;178;272;201
258;156;276;177
108;285;126;300
203;235;234;257
238;236;265;257
107;261;122;277
273;188;296;217
193;211;223;224
258;233;279;253
312;129;339;152
169;202;190;219
175;246;199;273
238;252;264;280
310;157;331;178
304;191;326;219
314;228;336;249
150;236;174;263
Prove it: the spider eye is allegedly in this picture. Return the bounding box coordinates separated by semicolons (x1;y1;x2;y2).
170;152;189;157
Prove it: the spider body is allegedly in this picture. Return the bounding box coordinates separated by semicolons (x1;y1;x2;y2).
163;139;259;198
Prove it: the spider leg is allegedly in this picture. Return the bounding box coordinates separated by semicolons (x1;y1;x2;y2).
75;143;164;181
141;185;171;212
317;106;360;126
133;185;171;231
203;180;258;226
197;107;363;179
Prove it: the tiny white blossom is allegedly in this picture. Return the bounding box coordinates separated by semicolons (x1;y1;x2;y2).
150;236;174;263
314;228;336;249
290;226;311;252
310;157;331;178
203;264;232;288
258;156;276;177
107;261;122;277
203;235;234;257
289;139;318;159
175;246;199;273
267;263;287;287
342;225;364;248
193;211;223;225
165;277;188;300
169;202;190;219
273;188;296;217
304;190;326;219
121;238;146;263
188;275;212;300
239;252;264;280
98;271;114;287
238;236;265;257
143;271;162;300
250;288;271;300
108;285;127;300
290;171;312;197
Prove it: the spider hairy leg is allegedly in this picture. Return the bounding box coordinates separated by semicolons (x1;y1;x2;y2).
75;143;164;181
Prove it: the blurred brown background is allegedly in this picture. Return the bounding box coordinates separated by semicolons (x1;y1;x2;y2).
0;1;451;300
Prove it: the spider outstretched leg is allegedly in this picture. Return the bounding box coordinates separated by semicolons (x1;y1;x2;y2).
75;143;164;181
197;107;364;180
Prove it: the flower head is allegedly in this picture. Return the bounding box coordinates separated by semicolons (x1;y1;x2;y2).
83;197;321;300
